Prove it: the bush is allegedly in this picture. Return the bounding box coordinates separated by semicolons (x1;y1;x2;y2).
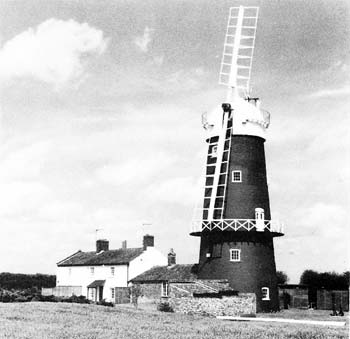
157;301;174;312
96;299;114;307
35;294;58;302
14;296;32;303
0;291;16;303
64;295;90;304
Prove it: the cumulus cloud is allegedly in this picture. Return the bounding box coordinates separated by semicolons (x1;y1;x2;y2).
0;18;108;88
95;153;176;186
308;84;350;98
143;176;201;206
0;141;51;180
167;68;207;91
134;26;154;52
0;181;51;218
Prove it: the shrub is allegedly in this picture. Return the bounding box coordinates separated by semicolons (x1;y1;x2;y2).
35;295;58;302
157;301;174;313
0;291;16;303
64;295;90;304
14;296;31;303
96;299;114;307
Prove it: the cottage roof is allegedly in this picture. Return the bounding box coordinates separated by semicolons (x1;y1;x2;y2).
57;247;144;266
130;264;198;283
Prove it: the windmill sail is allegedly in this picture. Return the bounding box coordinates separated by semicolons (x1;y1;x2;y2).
219;6;259;100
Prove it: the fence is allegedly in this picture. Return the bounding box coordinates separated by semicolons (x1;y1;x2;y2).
42;286;82;297
317;290;349;312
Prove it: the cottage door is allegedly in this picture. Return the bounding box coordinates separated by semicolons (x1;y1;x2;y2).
98;286;104;301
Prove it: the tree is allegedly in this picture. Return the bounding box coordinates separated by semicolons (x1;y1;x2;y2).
130;284;142;309
276;271;289;285
299;270;349;289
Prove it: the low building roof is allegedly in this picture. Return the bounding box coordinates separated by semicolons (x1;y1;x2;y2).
131;264;235;294
130;264;199;283
278;284;309;289
57;247;143;267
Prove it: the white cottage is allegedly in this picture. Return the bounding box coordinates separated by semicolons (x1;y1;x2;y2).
55;235;167;302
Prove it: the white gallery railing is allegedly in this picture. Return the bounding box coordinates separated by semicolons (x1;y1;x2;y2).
191;219;284;234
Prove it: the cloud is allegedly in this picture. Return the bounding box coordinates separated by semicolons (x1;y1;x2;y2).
153;55;164;66
134;26;154;52
295;202;347;238
95;153;176;186
0;181;51;218
0;140;51;180
144;176;201;206
0;18;108;88
167;68;207;91
308;84;350;98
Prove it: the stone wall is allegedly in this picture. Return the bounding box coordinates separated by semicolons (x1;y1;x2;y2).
169;293;256;317
137;283;162;304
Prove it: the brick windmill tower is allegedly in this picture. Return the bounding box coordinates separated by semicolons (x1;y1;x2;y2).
191;6;284;312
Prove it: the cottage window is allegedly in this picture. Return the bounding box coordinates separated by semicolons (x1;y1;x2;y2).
111;288;115;300
262;287;270;300
90;267;94;276
90;288;95;300
161;282;169;297
68;268;72;276
230;249;241;262
111;267;115;276
232;170;242;182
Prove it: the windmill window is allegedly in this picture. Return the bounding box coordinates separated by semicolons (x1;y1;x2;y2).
262;287;270;300
161;282;169;297
230;249;241;262
232;171;242;182
210;145;218;157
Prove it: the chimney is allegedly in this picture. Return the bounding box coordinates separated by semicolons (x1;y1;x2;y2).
143;234;154;250
96;239;109;252
168;248;176;266
122;240;127;250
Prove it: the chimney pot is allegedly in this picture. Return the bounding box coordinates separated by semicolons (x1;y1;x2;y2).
96;239;109;252
143;234;154;250
168;248;176;266
122;240;127;250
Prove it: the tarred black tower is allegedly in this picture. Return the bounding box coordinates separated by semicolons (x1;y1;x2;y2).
190;6;284;312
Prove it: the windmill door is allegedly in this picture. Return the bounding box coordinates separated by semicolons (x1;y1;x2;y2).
255;208;264;231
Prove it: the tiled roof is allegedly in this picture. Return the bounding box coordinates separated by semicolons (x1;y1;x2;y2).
130;264;198;283
57;248;144;266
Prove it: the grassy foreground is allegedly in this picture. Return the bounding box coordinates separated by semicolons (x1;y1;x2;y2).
0;302;348;339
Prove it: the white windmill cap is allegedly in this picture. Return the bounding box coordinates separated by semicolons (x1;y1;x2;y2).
204;97;269;140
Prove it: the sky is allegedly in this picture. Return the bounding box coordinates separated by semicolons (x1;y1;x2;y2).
0;0;349;283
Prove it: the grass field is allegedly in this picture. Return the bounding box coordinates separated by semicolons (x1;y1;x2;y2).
0;302;348;339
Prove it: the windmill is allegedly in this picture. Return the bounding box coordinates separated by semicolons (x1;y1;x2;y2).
191;6;284;312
